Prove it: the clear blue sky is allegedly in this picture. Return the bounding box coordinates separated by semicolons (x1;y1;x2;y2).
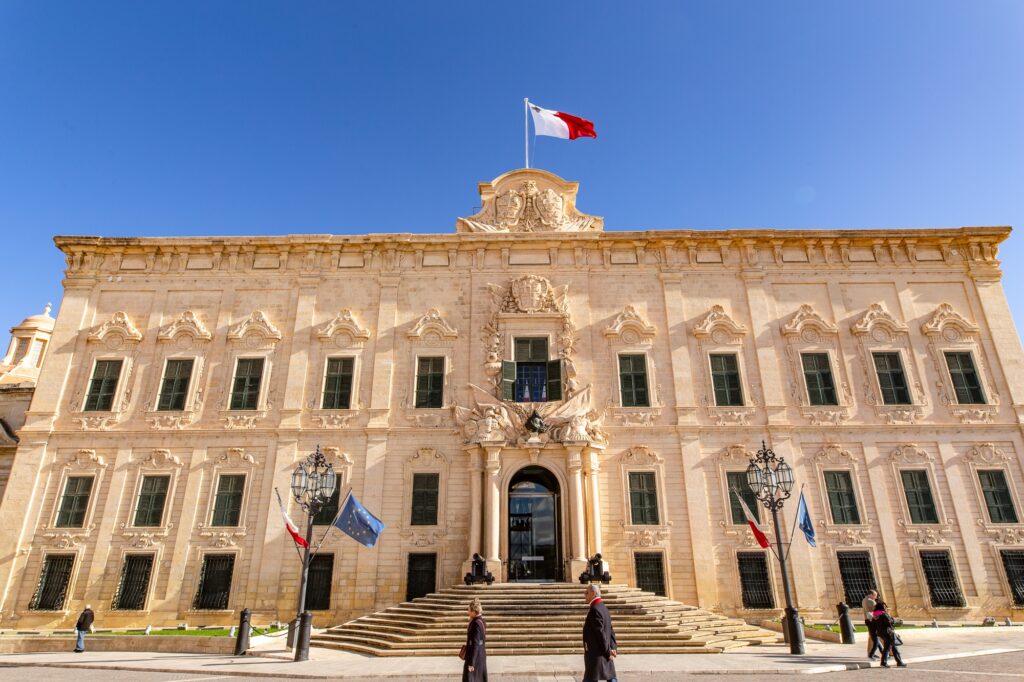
1;1;1022;336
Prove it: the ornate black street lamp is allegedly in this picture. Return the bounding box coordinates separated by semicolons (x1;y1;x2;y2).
288;445;336;662
746;440;805;655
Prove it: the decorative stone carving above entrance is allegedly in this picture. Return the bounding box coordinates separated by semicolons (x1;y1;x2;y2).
457;169;603;233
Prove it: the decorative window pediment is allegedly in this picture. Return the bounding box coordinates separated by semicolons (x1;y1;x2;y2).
890;443;932;462
781;304;838;340
692;305;747;343
622;445;663;465
964;442;1009;464
228;311;281;346
316;309;370;348
850;303;908;338
89;312;143;346
921;303;979;339
143;448;182;468
158;311;212;343
604;306;656;346
407;309;459;345
816;444;854;463
70;448;107;469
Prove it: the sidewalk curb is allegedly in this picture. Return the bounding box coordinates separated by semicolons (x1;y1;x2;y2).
1;647;1022;678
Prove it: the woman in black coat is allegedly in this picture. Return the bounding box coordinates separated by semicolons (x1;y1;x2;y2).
872;601;907;668
462;597;487;682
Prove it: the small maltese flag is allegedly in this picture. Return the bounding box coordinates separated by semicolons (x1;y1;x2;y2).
734;490;771;549
275;489;309;549
529;103;597;140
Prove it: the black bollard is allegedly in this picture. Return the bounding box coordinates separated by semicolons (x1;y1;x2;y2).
234;608;251;656
294;611;313;662
836;602;856;644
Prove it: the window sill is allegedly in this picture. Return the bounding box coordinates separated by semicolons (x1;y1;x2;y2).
71;412;122;431
706;406;756;426
609;406;662;427
310;409;359;429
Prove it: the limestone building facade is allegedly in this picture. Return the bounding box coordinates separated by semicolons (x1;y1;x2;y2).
1;169;1023;629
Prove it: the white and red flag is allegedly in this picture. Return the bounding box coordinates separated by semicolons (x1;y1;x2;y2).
529;102;597;140
275;489;309;549
734;491;771;549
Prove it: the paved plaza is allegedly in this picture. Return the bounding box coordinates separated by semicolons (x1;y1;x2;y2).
0;626;1021;680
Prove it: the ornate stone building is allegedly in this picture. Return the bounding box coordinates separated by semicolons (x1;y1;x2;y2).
1;168;1023;630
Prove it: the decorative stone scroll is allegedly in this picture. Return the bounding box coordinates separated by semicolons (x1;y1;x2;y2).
228;311;281;346
603;306;656;346
407;309;459;345
457;168;603;233
316;309;370;348
158;311;212;342
692;305;747;343
88;311;143;346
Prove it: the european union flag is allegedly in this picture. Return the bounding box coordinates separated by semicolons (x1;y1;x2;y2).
796;491;816;548
334;493;385;548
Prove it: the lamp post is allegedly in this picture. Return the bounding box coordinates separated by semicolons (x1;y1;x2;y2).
745;440;805;655
288;445;337;662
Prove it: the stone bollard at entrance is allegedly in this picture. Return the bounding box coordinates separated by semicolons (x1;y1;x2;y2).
836;602;856;644
234;608;251;656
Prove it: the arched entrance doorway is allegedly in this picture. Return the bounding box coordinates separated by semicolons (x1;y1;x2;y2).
508;466;563;582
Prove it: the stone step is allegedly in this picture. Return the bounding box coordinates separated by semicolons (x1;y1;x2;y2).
312;583;782;656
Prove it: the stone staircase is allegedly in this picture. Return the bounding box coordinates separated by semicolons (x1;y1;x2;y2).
312;583;781;656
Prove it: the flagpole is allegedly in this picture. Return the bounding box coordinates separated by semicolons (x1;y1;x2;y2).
524;97;529;169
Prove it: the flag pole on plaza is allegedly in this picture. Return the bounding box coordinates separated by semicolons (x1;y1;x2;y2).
524;97;530;168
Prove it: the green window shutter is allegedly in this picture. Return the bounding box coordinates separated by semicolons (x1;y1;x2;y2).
322;357;354;409
628;472;660;525
945;352;986;404
134;475;170;527
212;474;246;527
546;359;562;402
979;470;1019;524
824;471;861;525
501;360;516;401
56;476;94;528
727;471;759;525
410;473;440;526
901;470;939;524
157;359;194;411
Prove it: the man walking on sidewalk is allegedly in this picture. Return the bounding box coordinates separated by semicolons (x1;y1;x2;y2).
583;584;618;682
73;604;94;652
862;589;881;660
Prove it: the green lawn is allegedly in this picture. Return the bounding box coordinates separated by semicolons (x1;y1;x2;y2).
98;626;284;637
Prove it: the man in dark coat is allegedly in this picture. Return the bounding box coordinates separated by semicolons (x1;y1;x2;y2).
582;584;617;682
73;604;94;652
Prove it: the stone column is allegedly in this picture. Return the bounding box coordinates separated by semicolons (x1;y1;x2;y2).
566;445;589;579
587;449;603;557
468;447;483;558
481;445;502;578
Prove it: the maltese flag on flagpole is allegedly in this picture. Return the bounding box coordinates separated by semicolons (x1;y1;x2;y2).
529;102;597;140
734;490;772;549
275;488;309;549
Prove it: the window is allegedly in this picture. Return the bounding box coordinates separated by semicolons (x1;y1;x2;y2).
619;354;650;407
410;473;439;526
737;552;774;609
979;470;1018;524
229;358;264;410
193;554;234;610
920;550;966;608
837;551;877;606
945;352;985;404
11;337;29;365
824;471;861;525
112;555;154;610
634;552;666;596
873;352;911;405
157;359;194;411
1001;550;1024;607
727;471;760;525
211;474;245;527
306;554;333;610
312;486;341;525
28;338;46;367
414;357;445;409
133;475;170;527
710;353;743;406
802;353;838;406
84;359;123;411
628;472;660;525
501;338;562;403
322;357;354;410
55;476;94;528
29;554;75;610
405;553;437;602
900;470;939;524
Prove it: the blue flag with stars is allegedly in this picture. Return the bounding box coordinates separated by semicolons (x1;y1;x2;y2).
796;491;816;548
334;493;385;548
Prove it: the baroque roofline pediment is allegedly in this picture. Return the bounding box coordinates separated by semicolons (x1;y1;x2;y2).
457;168;603;233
